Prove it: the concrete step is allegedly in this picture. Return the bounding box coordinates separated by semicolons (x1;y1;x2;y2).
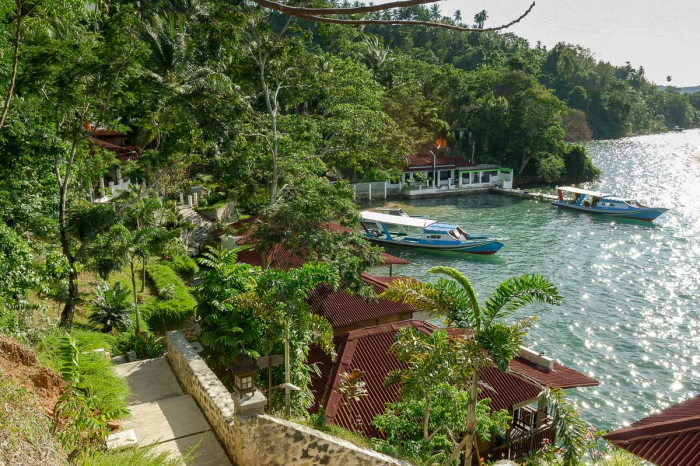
123;395;210;446
113;358;183;406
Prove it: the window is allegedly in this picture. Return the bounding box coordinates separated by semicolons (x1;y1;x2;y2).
427;234;442;239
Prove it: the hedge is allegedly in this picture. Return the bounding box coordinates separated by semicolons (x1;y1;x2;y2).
143;264;197;333
167;255;199;281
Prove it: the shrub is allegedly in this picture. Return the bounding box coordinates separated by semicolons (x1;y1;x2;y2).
143;264;196;333
133;331;163;360
167;255;199;281
537;155;567;182
564;145;601;182
89;282;133;333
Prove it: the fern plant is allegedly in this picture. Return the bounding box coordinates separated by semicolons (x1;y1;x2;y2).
52;334;125;461
89;281;133;333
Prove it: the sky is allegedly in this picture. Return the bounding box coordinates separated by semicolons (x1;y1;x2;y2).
428;0;700;87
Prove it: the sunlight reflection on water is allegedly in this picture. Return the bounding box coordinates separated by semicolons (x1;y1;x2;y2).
366;130;700;429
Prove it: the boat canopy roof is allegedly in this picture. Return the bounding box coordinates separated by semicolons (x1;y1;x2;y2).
360;211;436;228
427;223;459;231
556;186;612;197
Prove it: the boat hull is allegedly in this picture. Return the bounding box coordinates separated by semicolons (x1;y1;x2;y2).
365;236;506;254
551;201;668;221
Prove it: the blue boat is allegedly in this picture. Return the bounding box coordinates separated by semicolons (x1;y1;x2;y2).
359;211;507;254
552;187;668;222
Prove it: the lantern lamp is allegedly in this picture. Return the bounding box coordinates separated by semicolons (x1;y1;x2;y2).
229;350;259;397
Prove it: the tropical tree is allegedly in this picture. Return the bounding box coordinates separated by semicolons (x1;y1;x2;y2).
385;327;454;440
235;261;339;415
381;267;562;466
89;282;133;333
100;224;159;334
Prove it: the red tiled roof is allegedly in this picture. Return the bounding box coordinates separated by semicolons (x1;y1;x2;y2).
92;129;124;137
306;273;414;328
604;395;700;466
405;153;474;172
309;320;544;438
509;358;599;389
232;218;409;268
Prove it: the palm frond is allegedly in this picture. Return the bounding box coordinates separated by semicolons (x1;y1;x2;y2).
482;274;561;325
307;314;336;361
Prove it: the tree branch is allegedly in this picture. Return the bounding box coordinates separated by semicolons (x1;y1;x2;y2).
249;0;442;16
251;0;536;33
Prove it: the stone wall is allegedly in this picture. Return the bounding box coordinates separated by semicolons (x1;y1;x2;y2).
164;331;407;466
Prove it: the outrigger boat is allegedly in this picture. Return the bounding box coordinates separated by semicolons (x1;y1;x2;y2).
552;187;668;222
359;211;507;254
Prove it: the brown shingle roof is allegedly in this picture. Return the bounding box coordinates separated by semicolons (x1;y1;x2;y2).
604;395;700;466
509;357;599;389
306;273;414;329
308;320;544;438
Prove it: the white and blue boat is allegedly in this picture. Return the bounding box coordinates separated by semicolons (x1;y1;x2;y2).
359;211;506;254
552;187;668;222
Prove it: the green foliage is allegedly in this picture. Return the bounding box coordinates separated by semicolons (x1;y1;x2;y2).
38;329;129;416
538;155;567;183
167;255;199;281
80;444;192;466
143;264;196;333
372;390;510;465
564;145;602;182
52;334;127;460
89;282;133;333
0;222;42;338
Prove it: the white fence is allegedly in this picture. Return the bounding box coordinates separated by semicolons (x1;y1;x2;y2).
351;181;403;200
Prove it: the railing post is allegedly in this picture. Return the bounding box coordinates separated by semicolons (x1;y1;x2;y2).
353;185;356;201
368;183;372;200
384;182;387;199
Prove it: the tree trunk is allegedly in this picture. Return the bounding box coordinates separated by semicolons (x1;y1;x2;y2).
59;268;78;328
141;257;147;293
0;0;21;131
130;260;141;334
57;140;80;329
446;370;481;466
518;153;532;177
423;395;430;440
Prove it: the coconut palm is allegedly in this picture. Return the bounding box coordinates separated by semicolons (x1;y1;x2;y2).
381;267;562;466
473;9;488;29
90;281;133;333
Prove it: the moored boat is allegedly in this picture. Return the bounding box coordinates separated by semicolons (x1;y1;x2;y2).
359;211;506;254
552;187;668;221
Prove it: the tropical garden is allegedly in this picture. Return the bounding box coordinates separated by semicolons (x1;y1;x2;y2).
0;0;683;464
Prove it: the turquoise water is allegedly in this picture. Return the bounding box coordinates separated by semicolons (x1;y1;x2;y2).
366;130;700;430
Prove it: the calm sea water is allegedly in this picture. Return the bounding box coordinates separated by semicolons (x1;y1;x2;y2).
366;130;700;429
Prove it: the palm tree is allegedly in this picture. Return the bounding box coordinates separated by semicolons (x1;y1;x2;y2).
89;281;133;333
385;327;454;440
381;267;562;466
358;35;393;80
141;13;231;96
428;4;441;21
473;9;488;29
453;10;462;23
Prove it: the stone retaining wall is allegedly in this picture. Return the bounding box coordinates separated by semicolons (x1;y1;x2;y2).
164;331;407;466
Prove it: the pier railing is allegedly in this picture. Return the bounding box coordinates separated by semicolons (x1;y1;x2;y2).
347;180;501;200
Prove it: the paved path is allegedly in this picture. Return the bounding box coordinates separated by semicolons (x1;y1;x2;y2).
114;358;232;465
178;206;215;255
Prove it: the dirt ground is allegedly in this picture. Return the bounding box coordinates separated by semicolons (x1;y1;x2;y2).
0;336;64;413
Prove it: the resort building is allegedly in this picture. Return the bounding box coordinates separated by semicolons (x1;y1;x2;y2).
308;320;598;462
401;153;514;189
604;394;700;466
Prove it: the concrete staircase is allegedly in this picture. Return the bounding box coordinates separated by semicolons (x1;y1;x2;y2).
178;206;216;255
114;358;231;465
